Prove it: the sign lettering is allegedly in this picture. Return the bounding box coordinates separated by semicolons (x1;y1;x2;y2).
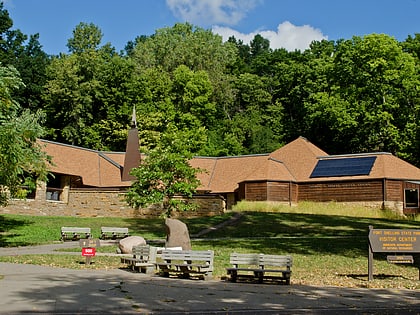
82;247;96;257
369;229;420;253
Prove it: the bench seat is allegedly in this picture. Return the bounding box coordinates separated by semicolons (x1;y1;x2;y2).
120;245;156;274
155;249;214;280
61;227;91;241
226;253;292;285
100;227;129;240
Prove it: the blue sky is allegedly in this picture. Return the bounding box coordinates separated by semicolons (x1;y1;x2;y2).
4;0;420;55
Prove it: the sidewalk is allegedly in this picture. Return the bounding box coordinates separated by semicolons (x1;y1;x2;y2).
1;260;420;314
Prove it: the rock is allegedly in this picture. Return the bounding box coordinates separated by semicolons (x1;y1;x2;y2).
118;236;146;254
165;218;191;250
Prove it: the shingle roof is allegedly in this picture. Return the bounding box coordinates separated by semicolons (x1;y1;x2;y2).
191;136;420;192
39;136;420;192
39;139;130;188
269;136;328;181
305;152;420;182
190;154;280;193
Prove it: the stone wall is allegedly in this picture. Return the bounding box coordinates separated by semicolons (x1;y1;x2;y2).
0;188;226;218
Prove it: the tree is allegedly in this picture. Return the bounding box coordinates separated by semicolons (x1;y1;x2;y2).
66;22;103;54
0;3;49;111
0;64;49;205
43;23;134;150
126;147;201;217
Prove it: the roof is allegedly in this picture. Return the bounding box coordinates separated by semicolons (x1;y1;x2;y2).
269;137;328;181
191;136;420;192
190;154;287;193
39;136;420;192
38;139;130;188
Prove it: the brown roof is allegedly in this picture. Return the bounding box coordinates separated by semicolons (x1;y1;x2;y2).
304;152;420;182
39;136;420;192
190;154;293;193
269;137;328;181
39;139;130;187
191;136;420;192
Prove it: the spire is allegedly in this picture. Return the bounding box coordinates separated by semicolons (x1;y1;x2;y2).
122;106;141;182
131;106;137;128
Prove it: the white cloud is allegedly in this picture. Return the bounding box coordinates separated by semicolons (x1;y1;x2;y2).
166;0;261;26
213;21;328;51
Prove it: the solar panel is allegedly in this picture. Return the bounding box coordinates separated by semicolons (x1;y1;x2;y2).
310;156;376;178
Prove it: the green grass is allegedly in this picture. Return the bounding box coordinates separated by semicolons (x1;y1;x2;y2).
1;201;420;289
0;212;233;247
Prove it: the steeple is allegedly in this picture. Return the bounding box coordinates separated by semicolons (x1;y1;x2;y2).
122;106;141;181
131;106;137;128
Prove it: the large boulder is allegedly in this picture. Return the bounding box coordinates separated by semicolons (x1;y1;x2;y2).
118;236;146;254
165;218;191;250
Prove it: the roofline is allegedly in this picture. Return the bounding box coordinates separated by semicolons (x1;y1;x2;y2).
299;176;420;183
193;153;270;160
317;152;392;159
98;152;123;169
39;139;125;155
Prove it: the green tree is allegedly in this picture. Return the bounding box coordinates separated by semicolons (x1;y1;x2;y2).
131;22;237;127
0;3;49;111
43;23;134;150
0;64;49;205
126;147;201;217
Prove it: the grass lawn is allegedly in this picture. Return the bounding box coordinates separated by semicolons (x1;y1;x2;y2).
1;201;420;289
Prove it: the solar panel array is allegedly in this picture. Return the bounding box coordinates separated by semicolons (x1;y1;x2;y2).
310;156;376;178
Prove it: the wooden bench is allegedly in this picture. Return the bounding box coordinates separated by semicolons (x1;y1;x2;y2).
120;245;157;274
61;227;91;241
226;253;292;285
100;227;129;239
155;249;214;280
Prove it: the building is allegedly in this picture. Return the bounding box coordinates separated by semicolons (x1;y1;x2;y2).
191;137;420;215
2;134;420;217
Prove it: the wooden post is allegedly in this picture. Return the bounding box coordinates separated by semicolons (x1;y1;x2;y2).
368;225;374;281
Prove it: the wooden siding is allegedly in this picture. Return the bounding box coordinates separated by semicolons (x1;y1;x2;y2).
384;179;402;202
244;182;268;201
239;181;294;203
267;182;291;202
298;180;384;202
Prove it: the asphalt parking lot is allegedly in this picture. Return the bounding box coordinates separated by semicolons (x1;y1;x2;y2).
1;260;420;314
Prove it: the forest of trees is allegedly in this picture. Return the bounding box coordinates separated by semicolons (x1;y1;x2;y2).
1;4;420;168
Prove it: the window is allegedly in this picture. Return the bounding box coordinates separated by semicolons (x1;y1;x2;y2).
46;174;63;202
405;189;419;208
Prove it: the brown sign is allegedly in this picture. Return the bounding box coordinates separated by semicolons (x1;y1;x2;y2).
369;229;420;253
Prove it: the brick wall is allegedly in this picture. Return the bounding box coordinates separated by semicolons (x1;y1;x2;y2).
0;189;226;218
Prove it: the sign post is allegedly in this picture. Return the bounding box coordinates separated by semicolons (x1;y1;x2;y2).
368;226;420;280
79;239;100;265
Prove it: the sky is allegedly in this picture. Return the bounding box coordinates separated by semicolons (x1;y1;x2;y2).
3;0;420;55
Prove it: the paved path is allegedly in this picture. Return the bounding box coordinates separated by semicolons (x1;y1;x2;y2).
1;261;420;314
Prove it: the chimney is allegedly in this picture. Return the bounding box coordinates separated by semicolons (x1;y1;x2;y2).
122;107;141;181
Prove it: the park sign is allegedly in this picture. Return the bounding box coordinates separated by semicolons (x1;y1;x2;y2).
368;226;420;281
368;228;420;253
79;239;100;265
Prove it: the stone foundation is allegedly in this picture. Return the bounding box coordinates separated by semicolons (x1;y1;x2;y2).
0;189;226;218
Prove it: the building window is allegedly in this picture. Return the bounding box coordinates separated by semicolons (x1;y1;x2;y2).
46;174;63;202
405;189;419;208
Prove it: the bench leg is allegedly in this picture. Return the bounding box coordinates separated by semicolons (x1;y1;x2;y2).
284;273;291;285
255;271;264;284
204;272;213;281
230;271;237;282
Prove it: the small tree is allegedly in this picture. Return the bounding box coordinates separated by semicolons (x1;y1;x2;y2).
0;64;49;205
126;147;201;217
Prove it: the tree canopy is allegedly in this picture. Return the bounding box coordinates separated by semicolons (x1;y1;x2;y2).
1;2;420;171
